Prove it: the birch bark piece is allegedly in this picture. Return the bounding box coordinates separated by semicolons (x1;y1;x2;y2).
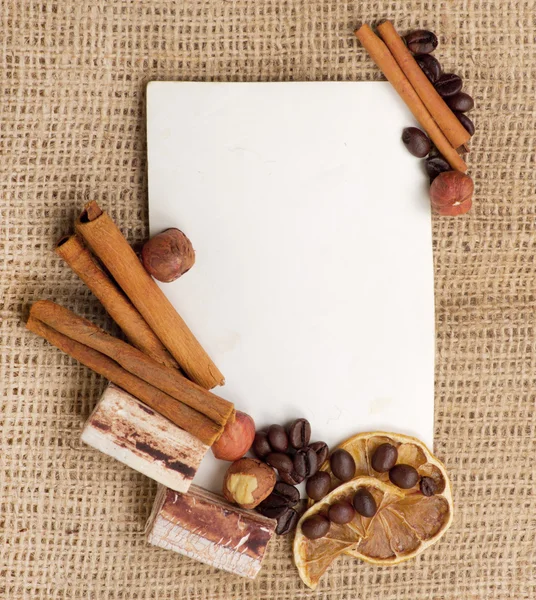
146;485;276;579
81;384;208;493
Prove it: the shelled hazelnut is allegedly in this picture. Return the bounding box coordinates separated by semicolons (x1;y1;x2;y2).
222;458;276;509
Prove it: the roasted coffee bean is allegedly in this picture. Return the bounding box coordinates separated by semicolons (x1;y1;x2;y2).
309;441;329;466
306;471;331;501
415;54;442;83
288;418;311;449
257;503;289;519
425;156;451;182
389;464;420;489
301;514;331;540
404;30;438;54
273;481;300;506
402;127;432;158
371;443;398;473
328;501;355;524
252;431;272;458
258;492;289;510
280;470;305;485
446;92;474;113
353;488;377;517
454;111;475;136
434;73;463;98
330;449;356;482
266;452;294;473
294;447;318;479
420;476;437;497
267;424;289;452
276;507;299;535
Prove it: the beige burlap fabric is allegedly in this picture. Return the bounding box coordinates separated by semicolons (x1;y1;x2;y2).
1;1;533;598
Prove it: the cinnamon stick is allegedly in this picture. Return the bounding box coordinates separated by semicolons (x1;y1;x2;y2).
56;234;178;370
26;315;222;445
75;202;224;390
355;24;467;173
30;300;233;427
376;20;470;149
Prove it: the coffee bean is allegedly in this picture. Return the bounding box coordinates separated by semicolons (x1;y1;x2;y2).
330;449;356;482
306;471;331;501
276;507;299;535
252;431;272;458
294;447;318;479
258;492;289;510
257;503;289;519
328;501;355;524
454;111;475;136
353;488;377;517
425;156;451;182
279;470;305;485
404;30;438;54
415;54;442;83
446;92;474;113
273;481;300;506
266;452;293;473
434;73;463;98
309;441;329;466
402;127;432;158
301;514;331;540
371;443;398;473
389;464;420;489
267;424;289;452
420;476;437;497
288;418;311;449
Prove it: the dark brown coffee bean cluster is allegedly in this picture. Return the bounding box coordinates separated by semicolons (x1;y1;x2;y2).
402;29;475;183
252;418;328;535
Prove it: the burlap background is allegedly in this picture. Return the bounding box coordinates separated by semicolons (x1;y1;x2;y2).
1;1;534;598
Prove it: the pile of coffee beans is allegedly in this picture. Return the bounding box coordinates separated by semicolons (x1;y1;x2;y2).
299;442;436;540
252;418;329;534
402;29;475;182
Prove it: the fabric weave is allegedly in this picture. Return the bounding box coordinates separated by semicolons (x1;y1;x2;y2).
1;1;533;598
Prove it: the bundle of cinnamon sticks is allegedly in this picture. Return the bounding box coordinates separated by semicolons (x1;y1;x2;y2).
355;21;469;172
28;201;233;446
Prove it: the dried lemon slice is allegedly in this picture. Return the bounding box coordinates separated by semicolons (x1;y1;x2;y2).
294;475;452;589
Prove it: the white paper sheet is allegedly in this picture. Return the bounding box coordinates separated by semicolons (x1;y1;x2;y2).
147;81;434;492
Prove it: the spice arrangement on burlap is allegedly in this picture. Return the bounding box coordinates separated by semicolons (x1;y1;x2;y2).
1;1;534;599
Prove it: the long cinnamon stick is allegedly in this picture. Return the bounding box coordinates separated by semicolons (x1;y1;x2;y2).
75;202;224;390
376;20;470;149
26;315;222;445
56;234;178;370
30;300;233;427
355;24;467;172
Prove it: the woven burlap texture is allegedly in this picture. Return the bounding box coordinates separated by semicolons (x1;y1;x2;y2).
1;1;533;598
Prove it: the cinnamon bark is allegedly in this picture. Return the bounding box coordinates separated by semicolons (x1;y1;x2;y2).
75;202;224;389
30;300;233;427
377;20;471;150
26;315;222;445
56;234;178;369
355;25;467;172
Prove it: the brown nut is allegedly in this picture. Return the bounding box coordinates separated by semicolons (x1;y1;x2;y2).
430;171;473;216
141;228;195;282
212;411;256;462
222;458;276;509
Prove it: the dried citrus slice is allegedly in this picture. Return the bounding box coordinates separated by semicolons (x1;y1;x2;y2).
294;475;452;589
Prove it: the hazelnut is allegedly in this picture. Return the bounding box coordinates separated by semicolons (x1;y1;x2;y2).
212;410;256;461
430;170;473;216
141;228;195;282
222;458;276;509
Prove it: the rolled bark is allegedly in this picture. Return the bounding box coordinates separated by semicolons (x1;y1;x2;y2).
56;234;178;369
26;314;222;445
30;300;233;427
75;201;224;389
